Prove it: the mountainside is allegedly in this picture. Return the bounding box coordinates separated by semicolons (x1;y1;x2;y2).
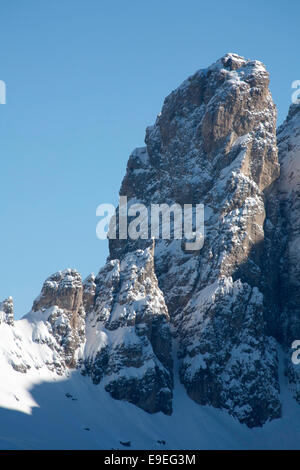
107;52;282;427
1;53;300;448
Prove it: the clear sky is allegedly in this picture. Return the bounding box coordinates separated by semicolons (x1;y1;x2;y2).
0;0;299;319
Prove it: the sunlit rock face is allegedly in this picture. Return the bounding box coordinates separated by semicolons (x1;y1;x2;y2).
5;54;300;428
31;269;86;370
82;273;96;314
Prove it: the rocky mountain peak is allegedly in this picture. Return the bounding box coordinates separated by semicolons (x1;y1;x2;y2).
84;246;173;414
2;54;300;431
0;297;14;326
32;269;83;314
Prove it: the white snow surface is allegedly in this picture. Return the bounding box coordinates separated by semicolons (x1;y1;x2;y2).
0;317;300;449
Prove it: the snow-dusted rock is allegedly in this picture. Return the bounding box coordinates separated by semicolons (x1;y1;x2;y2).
33;269;83;314
108;53;281;425
2;54;300;429
82;273;96;313
277;104;300;402
277;104;300;343
83;247;173;414
31;269;86;369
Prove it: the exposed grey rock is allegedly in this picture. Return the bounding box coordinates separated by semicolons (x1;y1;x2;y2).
83;247;173;414
178;278;280;427
33;269;83;314
31;269;86;369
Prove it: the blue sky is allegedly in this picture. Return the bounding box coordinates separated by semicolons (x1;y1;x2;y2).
0;0;299;318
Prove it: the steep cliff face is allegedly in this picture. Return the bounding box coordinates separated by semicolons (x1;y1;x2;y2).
82;273;96;314
105;53;281;426
277;104;300;343
30;269;86;370
0;270;86;376
0;297;14;326
2;54;300;430
277;104;300;402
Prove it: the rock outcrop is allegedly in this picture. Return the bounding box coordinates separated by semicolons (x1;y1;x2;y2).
277;103;300;402
277;104;300;344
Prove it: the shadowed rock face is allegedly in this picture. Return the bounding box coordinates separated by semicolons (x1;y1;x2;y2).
82;273;96;314
277;104;300;344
